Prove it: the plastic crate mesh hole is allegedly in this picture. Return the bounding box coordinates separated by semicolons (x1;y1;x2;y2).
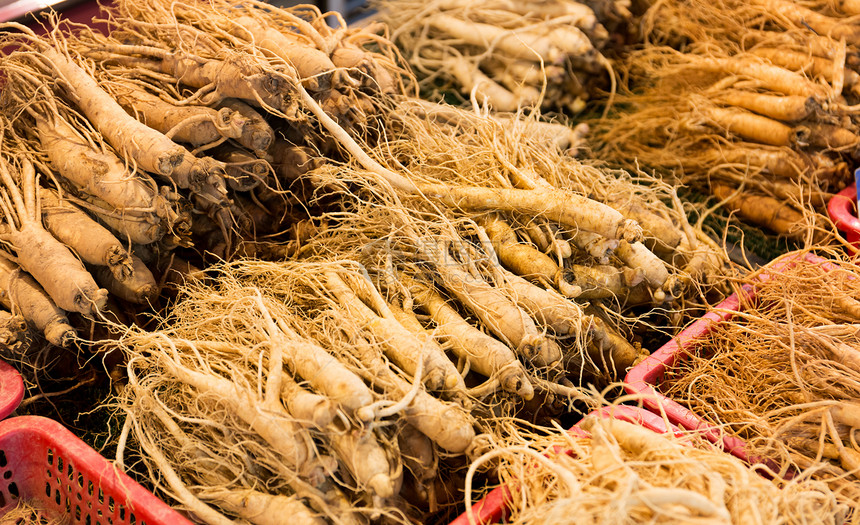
41;447;144;525
0;448;53;524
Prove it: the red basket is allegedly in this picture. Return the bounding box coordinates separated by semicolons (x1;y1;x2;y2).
0;359;23;421
827;184;860;251
449;405;681;525
0;415;192;524
624;251;829;466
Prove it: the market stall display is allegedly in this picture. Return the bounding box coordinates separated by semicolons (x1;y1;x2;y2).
378;0;630;113
0;0;857;523
591;0;860;239
627;249;860;510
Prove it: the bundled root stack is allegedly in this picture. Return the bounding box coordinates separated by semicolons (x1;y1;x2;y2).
116;259;478;523
115;120;731;518
468;413;845;524
660;249;860;508
0;0;407;344
0;0;730;353
380;0;631;113
593;0;860;240
296;97;735;395
0;4;738;518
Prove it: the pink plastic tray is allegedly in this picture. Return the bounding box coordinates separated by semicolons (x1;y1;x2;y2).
828;184;860;251
450;405;680;525
624;252;828;466
0;359;23;420
0;415;192;524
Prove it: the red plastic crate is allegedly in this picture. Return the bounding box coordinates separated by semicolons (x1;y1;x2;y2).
828;184;860;251
450;405;680;525
0;415;192;524
0;359;23;421
624;252;829;465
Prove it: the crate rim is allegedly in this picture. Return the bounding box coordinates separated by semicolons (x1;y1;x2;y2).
0;414;192;524
0;359;23;421
624;251;830;465
449;405;680;525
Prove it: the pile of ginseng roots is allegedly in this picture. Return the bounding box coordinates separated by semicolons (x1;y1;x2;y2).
660;249;860;511
592;0;860;241
0;2;737;521
467;413;846;524
0;0;729;359
379;0;633;114
0;0;409;348
109;97;732;522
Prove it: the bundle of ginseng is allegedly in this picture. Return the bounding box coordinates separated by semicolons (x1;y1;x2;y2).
0;0;410;342
658;249;860;509
115;259;476;523
592;0;860;240
378;0;630;113
307;97;729;309
257;95;736;432
466;413;846;524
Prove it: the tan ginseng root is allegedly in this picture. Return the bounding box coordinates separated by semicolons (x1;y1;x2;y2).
564;262;643;302
402;276;534;400
287;81;645;246
253;294;376;418
749;0;860;46
698;104;809;147
329;31;401;95
38;188;133;281
714;144;810;180
323;418;403;502
9;78;179;245
119;284;399;518
446;55;533;113
747;48;860;96
120;359;349;525
697;55;829;98
213;145;271;191
93;254;157;304
329;331;477;455
468;412;843;525
496;268;640;376
196;259;478;460
0;257;75;346
0;154;106;316
416;185;642;245
109;80;248;148
416;240;560;368
80;34;298;116
121;331;327;485
612;241;675;301
228;13;341;92
805;123;860;150
166;277;377;420
280;372;337;429
222;260;477;455
322;269;465;395
216;99;276;153
1;25;185;177
472;226;641;376
599;193;684;261
713;90;820;122
481;215;581;298
423;13;596;64
710;182;811;240
170;338;338;429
